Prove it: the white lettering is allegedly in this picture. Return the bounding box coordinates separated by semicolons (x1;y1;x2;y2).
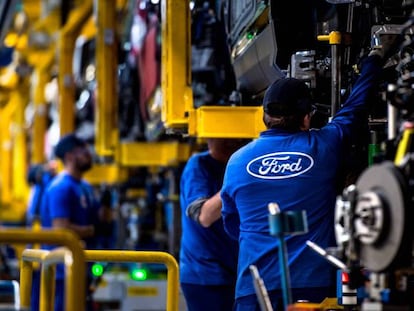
246;152;314;180
258;157;303;175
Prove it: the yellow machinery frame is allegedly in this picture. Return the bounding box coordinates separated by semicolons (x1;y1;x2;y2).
161;0;266;138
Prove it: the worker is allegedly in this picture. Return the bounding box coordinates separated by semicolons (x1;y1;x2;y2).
26;160;58;311
26;160;58;227
220;39;398;310
180;138;249;311
39;133;99;311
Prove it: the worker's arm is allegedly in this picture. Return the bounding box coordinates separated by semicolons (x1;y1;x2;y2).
186;191;223;228
198;192;222;228
52;218;94;239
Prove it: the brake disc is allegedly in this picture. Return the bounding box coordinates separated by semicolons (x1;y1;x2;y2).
354;161;411;272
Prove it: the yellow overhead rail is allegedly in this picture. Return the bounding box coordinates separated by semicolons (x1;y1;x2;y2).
83;163;129;185
188;106;266;138
117;141;191;167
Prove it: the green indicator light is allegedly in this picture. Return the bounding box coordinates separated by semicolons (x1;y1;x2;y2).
131;268;147;281
91;263;104;277
247;32;254;40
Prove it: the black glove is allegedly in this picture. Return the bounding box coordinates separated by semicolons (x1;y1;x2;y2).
185;198;208;223
369;33;404;62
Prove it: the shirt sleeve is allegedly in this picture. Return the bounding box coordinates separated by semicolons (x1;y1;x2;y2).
181;156;214;209
221;167;240;241
47;183;73;219
329;55;383;142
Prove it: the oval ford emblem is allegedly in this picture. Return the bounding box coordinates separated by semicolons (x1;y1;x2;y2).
247;152;314;179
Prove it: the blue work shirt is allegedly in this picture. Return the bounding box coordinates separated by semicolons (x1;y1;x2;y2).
179;150;238;286
40;172;99;279
221;55;383;299
27;172;55;226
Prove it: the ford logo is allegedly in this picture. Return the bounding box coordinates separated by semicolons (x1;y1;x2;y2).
246;152;314;179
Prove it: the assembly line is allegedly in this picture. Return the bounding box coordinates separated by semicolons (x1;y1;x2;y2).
1;0;414;310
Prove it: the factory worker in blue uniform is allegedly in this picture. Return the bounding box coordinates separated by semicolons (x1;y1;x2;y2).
221;46;394;311
40;133;99;311
180;138;249;311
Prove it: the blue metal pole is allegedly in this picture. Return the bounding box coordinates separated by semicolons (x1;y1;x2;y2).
277;234;292;310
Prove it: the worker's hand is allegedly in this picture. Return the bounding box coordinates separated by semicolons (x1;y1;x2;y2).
369;33;403;61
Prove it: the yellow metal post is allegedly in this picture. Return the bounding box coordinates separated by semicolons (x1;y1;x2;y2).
10;80;31;218
58;0;93;136
20;260;34;308
40;263;55;311
95;0;118;157
20;249;49;308
394;128;414;165
161;0;193;129
7;229;86;311
31;68;50;164
0;99;16;206
41;248;76;311
85;250;180;311
28;5;61;164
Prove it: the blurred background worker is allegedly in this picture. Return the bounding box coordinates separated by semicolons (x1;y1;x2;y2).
26;160;58;227
39;133;100;311
180;138;249;311
221;48;389;311
26;159;58;311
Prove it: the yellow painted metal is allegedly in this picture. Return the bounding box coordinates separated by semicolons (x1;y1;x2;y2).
79;15;97;40
83;163;128;185
20;260;34;308
25;4;60;115
117;142;190;167
58;0;93;136
40;262;55;311
15;229;86;311
125;188;147;199
95;0;118;156
85;250;179;311
10;81;31;212
20;249;49;309
39;248;74;311
0;99;15;205
0;65;20;89
188;106;266;138
31;67;50;164
317;31;342;45
22;0;42;23
394;128;414;165
160;0;193;129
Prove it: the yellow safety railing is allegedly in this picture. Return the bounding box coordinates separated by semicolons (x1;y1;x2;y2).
0;229;86;311
20;249;49;311
21;248;77;311
84;250;180;311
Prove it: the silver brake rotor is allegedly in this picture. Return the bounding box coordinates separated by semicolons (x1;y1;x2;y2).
354;161;410;272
